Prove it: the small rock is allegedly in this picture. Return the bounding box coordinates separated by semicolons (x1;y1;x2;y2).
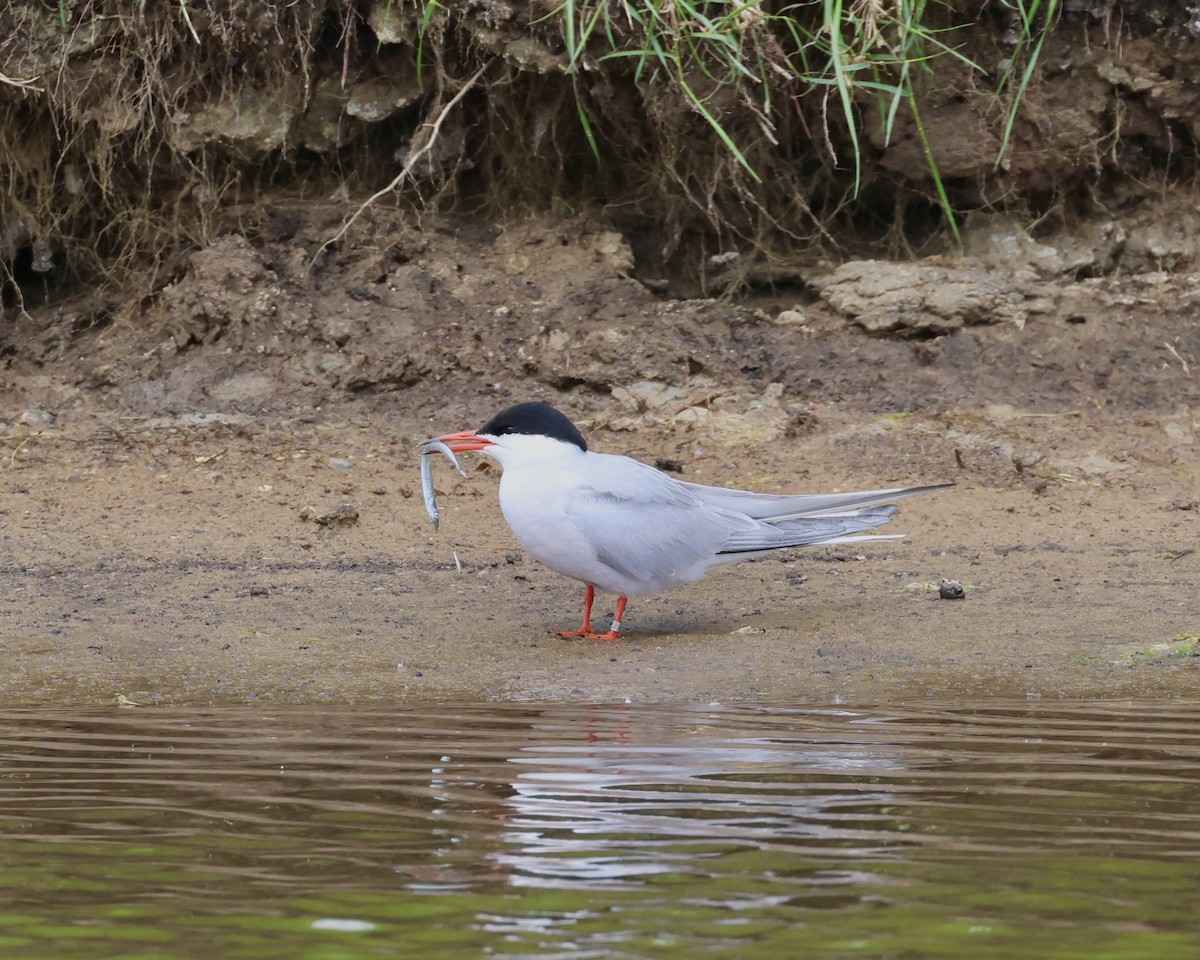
589;230;635;274
939;579;966;600
19;409;57;428
300;503;360;526
815;259;1027;335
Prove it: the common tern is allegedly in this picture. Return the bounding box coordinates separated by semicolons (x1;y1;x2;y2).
426;402;949;640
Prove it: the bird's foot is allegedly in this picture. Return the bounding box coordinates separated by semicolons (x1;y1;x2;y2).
554;593;626;641
581;629;621;641
552;627;622;641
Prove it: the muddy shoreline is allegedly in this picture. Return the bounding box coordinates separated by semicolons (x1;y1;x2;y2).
4;391;1196;706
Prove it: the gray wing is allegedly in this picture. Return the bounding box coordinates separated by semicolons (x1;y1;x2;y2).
719;506;901;554
564;458;750;584
563;456;945;578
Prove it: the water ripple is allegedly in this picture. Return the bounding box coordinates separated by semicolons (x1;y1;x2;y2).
0;700;1198;958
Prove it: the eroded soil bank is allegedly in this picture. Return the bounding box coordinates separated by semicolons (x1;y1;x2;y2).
2;215;1197;706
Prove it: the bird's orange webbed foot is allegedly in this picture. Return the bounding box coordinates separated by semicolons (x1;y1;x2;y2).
552;590;627;641
552;627;593;639
581;629;621;641
551;628;621;641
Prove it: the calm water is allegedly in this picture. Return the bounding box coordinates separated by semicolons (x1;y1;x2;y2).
1;701;1198;959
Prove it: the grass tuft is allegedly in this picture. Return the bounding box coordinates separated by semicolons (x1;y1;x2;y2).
543;1;996;243
1;1;1064;300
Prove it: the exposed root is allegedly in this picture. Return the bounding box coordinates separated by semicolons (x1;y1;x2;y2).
0;71;42;93
310;58;495;271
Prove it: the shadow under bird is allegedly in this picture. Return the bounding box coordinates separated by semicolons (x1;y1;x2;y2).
421;402;949;641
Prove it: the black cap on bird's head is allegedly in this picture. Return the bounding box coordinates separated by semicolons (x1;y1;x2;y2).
478;402;588;452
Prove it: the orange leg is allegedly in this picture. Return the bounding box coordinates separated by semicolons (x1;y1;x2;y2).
553;585;596;638
554;589;627;641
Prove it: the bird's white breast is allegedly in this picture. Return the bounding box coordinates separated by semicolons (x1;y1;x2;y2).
492;437;622;591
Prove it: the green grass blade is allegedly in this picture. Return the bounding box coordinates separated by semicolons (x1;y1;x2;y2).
995;0;1058;168
415;0;447;90
908;89;962;250
823;0;863;194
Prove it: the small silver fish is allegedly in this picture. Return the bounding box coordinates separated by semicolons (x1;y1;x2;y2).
419;438;468;530
420;451;439;529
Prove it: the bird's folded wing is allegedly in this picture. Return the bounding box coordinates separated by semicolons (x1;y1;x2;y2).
564;468;738;583
718;507;900;554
